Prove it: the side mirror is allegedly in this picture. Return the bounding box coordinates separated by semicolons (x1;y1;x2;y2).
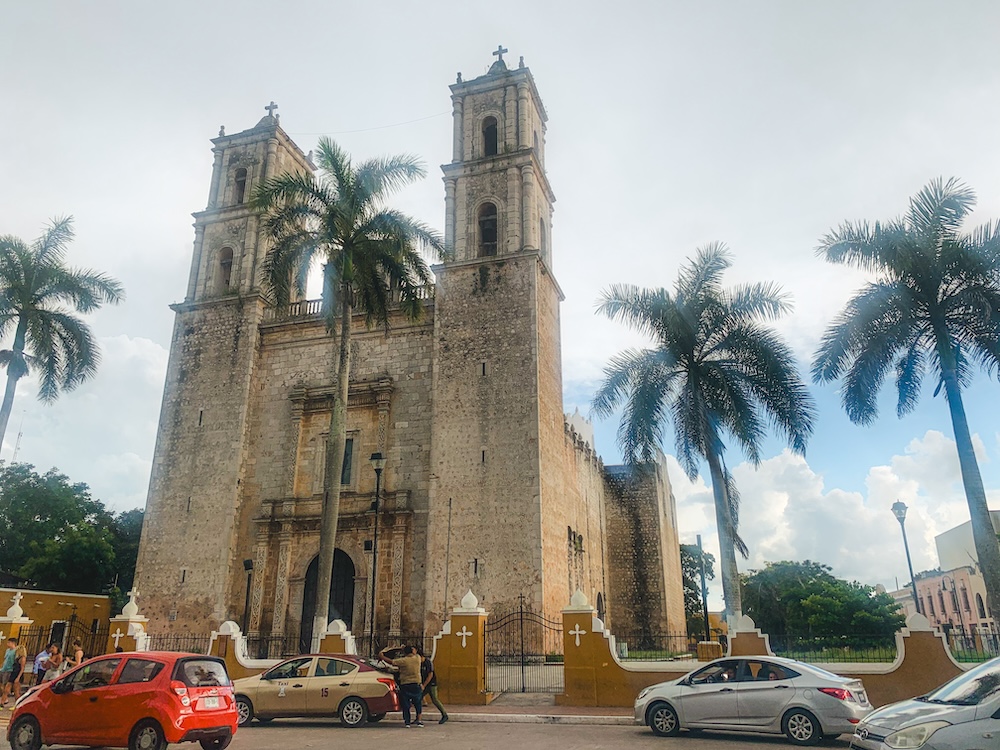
50;680;70;695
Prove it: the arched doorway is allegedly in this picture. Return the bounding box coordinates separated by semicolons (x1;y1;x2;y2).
300;549;356;652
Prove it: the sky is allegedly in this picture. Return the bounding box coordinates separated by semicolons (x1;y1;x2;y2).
4;1;1000;609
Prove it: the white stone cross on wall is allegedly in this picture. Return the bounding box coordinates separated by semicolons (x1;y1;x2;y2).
112;628;125;648
492;45;508;63
569;624;587;647
456;626;473;648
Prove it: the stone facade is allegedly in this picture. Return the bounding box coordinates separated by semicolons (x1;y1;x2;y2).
135;54;686;644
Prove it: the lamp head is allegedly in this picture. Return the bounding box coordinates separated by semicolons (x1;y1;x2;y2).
891;500;908;523
243;559;254;572
370;452;387;473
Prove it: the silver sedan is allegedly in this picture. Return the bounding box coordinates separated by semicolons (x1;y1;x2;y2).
634;655;873;745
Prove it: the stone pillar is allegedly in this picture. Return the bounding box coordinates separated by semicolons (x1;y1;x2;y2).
517;82;530;149
433;591;492;705
521;165;536;251
207;147;224;208
451;96;463;163
248;526;269;633
107;589;150;654
185;225;206;302
388;519;406;637
444;178;457;258
270;518;294;635
0;591;33;643
264;137;279;182
560;590;599;705
505;85;518;151
506;167;521;253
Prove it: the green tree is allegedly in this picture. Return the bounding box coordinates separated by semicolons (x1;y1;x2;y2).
0;462;141;595
0;217;124;447
813;178;1000;620
741;561;904;637
254;138;447;647
680;543;715;636
593;245;816;619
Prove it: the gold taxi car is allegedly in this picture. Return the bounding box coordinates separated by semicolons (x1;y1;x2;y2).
233;654;399;728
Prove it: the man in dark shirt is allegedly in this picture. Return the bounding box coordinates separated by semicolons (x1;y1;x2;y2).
417;646;448;724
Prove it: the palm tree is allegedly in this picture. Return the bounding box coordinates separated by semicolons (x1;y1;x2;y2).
813;177;1000;620
593;244;815;620
254;137;447;649
0;217;124;449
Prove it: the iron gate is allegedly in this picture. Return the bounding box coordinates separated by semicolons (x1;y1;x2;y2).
485;596;563;693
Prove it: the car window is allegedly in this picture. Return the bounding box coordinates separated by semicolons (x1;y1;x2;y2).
689;660;740;685
922;659;1000;706
174;659;231;687
335;659;357;676
118;658;165;685
264;657;312;681
744;661;798;681
60;658;122;691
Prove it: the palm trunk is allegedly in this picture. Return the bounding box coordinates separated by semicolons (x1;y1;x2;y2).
312;286;352;650
941;365;1000;621
706;444;743;624
0;318;28;452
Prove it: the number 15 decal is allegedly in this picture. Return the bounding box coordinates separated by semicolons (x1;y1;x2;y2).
321;687;329;697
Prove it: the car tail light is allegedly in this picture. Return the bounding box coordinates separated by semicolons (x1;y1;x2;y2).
377;677;397;691
818;687;855;702
171;680;191;706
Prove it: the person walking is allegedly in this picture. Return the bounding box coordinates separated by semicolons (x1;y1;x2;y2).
0;638;16;706
32;644;52;686
417;646;448;724
65;639;85;669
41;644;63;683
2;644;27;706
379;645;424;727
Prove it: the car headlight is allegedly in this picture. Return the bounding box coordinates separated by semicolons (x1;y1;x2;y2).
637;686;653;701
884;721;951;749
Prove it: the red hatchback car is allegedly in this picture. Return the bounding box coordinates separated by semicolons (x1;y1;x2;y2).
7;652;238;750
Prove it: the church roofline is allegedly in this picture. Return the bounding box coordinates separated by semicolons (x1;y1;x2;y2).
450;65;548;123
210;115;314;172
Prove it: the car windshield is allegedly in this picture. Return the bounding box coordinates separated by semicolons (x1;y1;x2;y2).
921;659;1000;705
174;659;230;687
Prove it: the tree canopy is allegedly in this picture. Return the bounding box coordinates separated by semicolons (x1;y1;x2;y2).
0;462;142;599
680;543;716;636
741;560;905;637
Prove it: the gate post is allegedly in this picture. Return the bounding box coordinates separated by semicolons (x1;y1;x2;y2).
434;590;493;705
0;591;33;642
558;589;601;705
107;589;149;653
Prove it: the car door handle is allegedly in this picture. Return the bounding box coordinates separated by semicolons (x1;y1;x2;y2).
339;682;350;687
719;688;734;693
292;683;303;688
773;685;790;689
89;696;98;702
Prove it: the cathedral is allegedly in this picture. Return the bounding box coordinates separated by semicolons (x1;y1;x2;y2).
134;51;685;647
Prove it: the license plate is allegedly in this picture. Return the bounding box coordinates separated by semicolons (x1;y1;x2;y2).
201;696;220;709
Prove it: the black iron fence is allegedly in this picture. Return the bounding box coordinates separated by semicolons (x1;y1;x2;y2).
612;633;692;661
768;634;898;663
144;633;213;654
942;623;1000;662
485;598;564;693
244;633;300;660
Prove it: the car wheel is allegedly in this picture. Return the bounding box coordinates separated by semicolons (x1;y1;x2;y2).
647;701;681;737
782;708;821;746
367;713;386;723
10;716;42;750
129;720;167;750
199;738;233;750
339;696;368;728
235;695;254;727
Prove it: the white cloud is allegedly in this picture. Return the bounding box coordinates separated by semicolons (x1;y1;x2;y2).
671;430;999;610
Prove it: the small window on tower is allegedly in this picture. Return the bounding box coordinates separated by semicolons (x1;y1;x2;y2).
233;168;248;204
478;203;498;257
219;247;234;290
482;116;498;156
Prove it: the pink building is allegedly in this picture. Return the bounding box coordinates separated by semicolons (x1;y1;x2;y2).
913;566;992;632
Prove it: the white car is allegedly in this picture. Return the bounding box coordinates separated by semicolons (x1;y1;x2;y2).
850;657;1000;750
635;655;873;745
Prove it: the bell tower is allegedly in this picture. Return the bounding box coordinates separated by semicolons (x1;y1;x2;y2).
428;50;570;621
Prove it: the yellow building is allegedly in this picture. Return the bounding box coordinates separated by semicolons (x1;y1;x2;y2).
0;588;112;657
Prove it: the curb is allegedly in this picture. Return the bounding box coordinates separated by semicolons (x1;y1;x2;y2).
445;713;633;725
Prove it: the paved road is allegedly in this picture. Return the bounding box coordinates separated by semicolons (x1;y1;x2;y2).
83;720;851;750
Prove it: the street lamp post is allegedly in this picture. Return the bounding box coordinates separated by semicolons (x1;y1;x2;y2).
697;534;710;643
891;501;921;615
242;559;254;634
368;452;387;658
